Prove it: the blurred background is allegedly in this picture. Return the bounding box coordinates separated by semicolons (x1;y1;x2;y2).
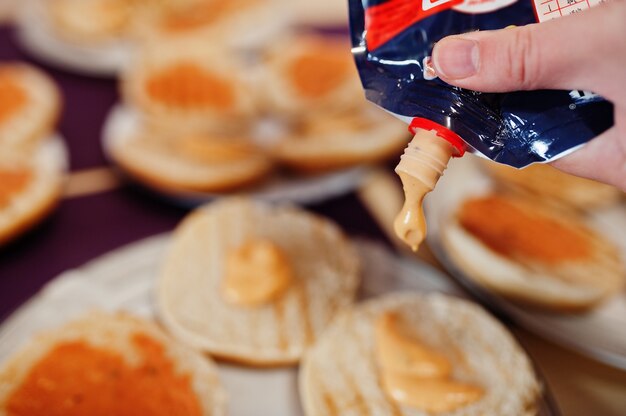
0;0;406;319
0;1;625;415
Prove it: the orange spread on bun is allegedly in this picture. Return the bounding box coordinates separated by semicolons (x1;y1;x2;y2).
0;168;32;206
6;333;202;416
459;195;591;264
288;49;353;99
146;63;235;110
0;70;27;125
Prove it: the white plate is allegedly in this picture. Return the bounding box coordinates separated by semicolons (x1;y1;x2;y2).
425;155;626;370
0;235;560;415
102;104;369;206
38;134;70;173
15;0;132;77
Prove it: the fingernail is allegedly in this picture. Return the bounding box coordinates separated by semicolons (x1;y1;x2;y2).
433;38;479;80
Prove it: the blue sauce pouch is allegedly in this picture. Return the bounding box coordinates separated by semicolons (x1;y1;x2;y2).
349;0;613;167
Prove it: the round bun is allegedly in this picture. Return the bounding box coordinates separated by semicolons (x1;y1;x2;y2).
300;292;540;416
290;0;349;28
108;130;274;193
0;139;65;246
131;0;289;50
440;193;625;310
483;161;622;211
122;41;256;134
47;0;135;44
272;105;408;173
0;63;60;151
0;312;227;415
257;35;363;116
157;198;360;366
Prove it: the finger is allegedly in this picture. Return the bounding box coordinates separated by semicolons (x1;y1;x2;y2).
550;127;626;191
432;1;626;96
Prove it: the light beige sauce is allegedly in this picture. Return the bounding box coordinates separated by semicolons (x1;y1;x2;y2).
375;313;451;379
380;376;484;413
222;239;293;307
375;312;483;412
394;129;454;251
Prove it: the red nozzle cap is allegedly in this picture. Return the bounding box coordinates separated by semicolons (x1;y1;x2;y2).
409;118;466;157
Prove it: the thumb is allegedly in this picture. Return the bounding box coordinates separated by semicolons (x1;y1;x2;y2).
431;1;623;95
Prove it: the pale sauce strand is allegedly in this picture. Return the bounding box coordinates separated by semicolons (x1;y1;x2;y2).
394;128;455;251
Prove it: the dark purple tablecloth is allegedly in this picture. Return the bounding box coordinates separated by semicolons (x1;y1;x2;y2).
0;25;388;321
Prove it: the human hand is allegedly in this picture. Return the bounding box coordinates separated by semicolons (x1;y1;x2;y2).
432;0;626;190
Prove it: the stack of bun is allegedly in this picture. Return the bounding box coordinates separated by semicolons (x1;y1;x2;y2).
108;34;408;194
441;161;625;311
0;63;65;245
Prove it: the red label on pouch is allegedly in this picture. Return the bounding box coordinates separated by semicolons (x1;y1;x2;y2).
365;0;464;50
365;0;522;50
